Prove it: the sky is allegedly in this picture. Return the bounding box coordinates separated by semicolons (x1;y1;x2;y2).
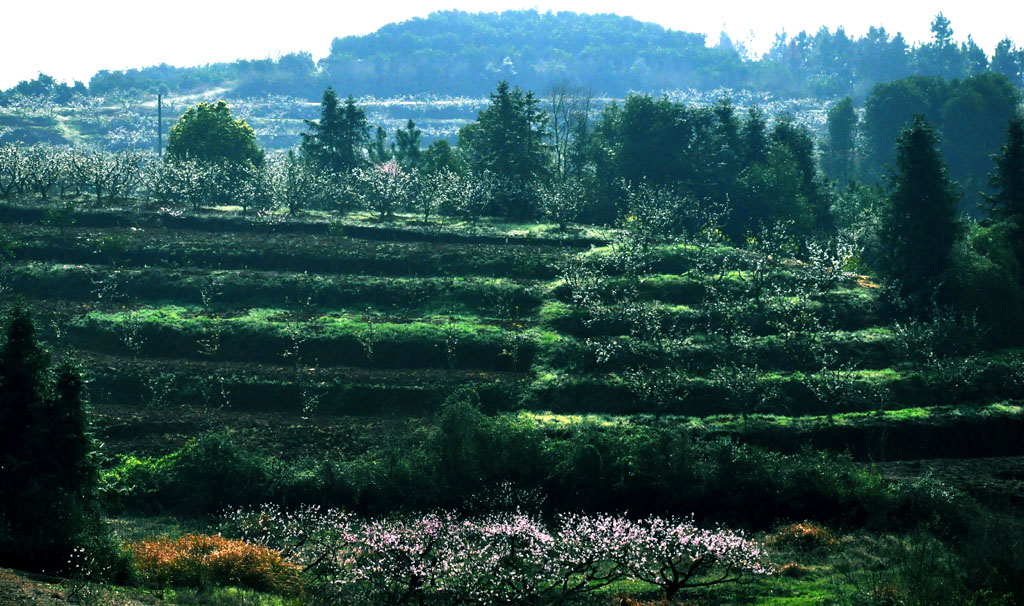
2;0;1022;90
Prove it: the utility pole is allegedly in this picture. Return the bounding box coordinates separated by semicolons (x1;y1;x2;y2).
157;92;163;157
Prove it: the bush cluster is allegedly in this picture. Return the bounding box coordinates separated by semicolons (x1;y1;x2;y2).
102;396;975;532
128;533;302;595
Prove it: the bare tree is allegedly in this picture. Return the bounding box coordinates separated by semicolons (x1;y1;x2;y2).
548;82;593;180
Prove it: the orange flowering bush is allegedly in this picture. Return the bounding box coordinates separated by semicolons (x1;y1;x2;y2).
767;522;839;553
128;533;302;595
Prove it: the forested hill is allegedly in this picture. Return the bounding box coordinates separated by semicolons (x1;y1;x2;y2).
6;10;1022;102
318;11;743;96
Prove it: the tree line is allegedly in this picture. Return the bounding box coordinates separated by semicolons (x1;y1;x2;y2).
2;11;1023;103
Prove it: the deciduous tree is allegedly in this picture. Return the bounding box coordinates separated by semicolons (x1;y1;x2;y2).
166;100;263;167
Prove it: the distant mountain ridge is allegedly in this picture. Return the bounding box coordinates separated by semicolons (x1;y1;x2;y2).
2;10;1022;103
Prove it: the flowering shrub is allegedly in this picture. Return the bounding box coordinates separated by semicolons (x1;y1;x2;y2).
220;507;772;604
127;533;302;595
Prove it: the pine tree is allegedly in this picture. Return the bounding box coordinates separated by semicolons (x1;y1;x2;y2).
395;120;422;169
822;97;858;185
880;115;962;305
987;116;1024;285
0;305;48;461
740;107;768;168
368;126;392;164
301;88;369;174
0;306;102;572
987;116;1024;222
458;81;549;219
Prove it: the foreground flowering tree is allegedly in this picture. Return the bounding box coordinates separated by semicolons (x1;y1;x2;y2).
222;507;772;604
341;511;467;605
623;516;772;601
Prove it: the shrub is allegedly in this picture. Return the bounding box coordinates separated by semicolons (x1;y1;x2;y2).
128;534;302;595
767;521;839;553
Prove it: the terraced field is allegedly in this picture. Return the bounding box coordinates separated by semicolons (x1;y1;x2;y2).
2;198;1022;472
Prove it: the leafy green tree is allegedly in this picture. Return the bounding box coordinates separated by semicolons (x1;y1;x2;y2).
880;116;962;305
822;97;858;185
771;115;832;232
940;73;1021;212
604;95;681;188
422;139;462;175
0;306;105;572
961;36;988;74
855;26;911;86
300;88;369;174
862;76;948;181
733;143;813;239
587;94;738;222
165;100;264;167
458;81;548;219
862;73;1018;212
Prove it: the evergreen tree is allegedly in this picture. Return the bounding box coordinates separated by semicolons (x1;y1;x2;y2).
822;97;858;185
740;107;768;168
992;38;1022;87
368;126;393;164
917;13;964;79
0;306;102;571
301;88;369;174
986;116;1024;222
987;116;1024;283
880;116;962;305
458;81;549;219
395;120;423;169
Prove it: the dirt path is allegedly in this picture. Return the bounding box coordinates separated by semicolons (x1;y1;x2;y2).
0;567;170;605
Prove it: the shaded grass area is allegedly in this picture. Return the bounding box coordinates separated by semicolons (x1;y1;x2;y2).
100;409;970;530
523;402;1024;461
61;302;902;371
60;307;1022;416
3;261;547;317
0;201;610;247
2;223;566;279
69;305;547;371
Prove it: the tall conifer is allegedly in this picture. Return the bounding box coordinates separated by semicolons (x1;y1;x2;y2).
880;115;962;305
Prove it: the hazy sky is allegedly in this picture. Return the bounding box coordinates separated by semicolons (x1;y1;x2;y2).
2;1;1022;90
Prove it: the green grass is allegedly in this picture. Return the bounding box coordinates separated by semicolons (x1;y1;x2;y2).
523;402;1024;432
